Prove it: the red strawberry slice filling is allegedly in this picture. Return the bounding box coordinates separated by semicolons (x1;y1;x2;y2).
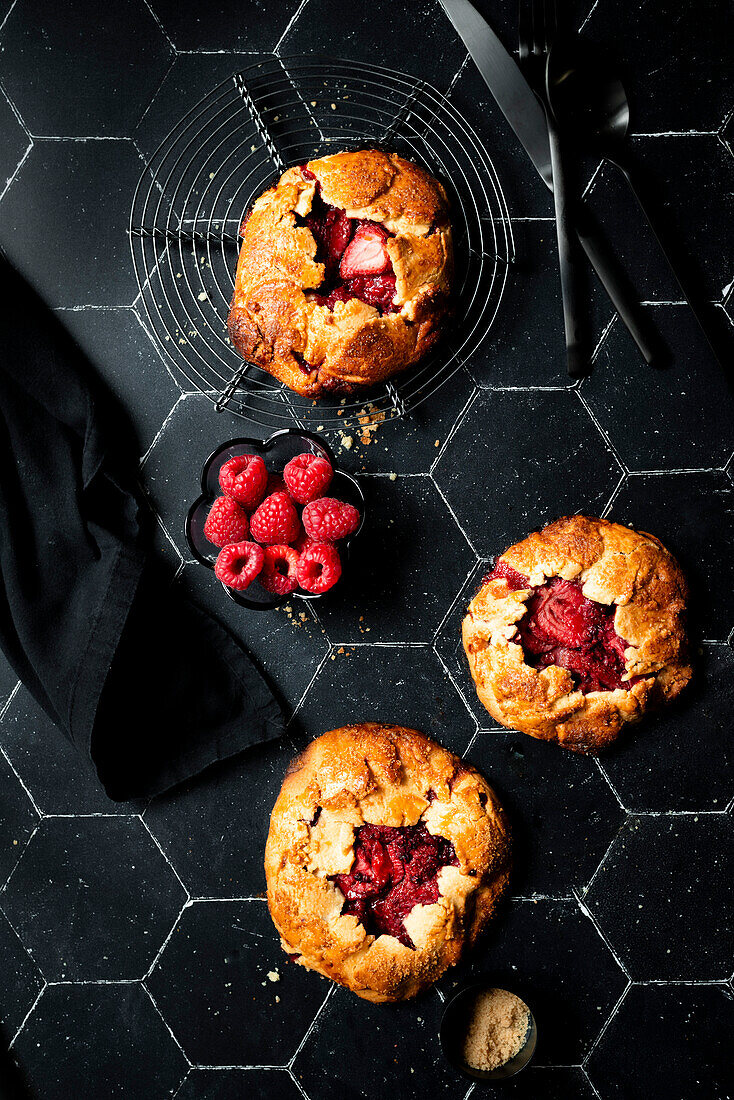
330;822;458;948
298;165;399;315
487;562;630;693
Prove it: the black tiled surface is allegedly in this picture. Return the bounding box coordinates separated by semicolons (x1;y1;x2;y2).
586;984;734;1100
176;1069;303;1100
147;900;329;1065
0;1;731;1098
0;750;37;886
609;472;734;640
457;899;628;1065
585;815;734;981
8;983;188;1099
599;643;734;812
0;0;172;137
433;389;621;556
466;732;624;898
585;304;734;470
0;817;186;980
291;643;475;756
145;736;296;899
0;138;143;307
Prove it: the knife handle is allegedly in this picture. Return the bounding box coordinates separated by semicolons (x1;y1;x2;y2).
547;120;587;379
574;202;663;367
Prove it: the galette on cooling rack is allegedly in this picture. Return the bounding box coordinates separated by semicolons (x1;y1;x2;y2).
462;516;692;754
265;724;510;1003
227;149;453;398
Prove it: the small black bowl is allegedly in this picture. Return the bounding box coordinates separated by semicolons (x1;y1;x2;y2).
440;979;537;1083
185;427;365;611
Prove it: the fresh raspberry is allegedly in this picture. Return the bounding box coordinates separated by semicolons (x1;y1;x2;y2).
283;452;334;504
214;541;264;591
260;545;300;596
297;542;342;594
250;491;301;545
292;530;316;555
302;497;360;542
219;454;268;510
203;496;249;548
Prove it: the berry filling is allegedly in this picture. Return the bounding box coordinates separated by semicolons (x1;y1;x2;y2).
487;562;629;693
299;165;399;315
330;822;458;948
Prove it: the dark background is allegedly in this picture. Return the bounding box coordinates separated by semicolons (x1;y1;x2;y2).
0;1;732;1098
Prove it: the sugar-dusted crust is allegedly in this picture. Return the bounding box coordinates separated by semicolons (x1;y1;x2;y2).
462;516;692;754
228;149;452;397
264;724;511;1002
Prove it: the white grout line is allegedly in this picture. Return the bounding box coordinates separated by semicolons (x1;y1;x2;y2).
141;0;177;52
141;980;192;1066
0;139;32;204
139;816;191;897
142;898;189;981
573;888;631;981
581;980;632;1066
8;981;47;1048
274;0;312;54
287;985;334;1068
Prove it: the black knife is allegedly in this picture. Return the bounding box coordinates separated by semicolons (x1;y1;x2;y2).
438;0;659;366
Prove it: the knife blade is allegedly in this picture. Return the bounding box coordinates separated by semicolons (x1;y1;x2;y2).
438;0;660;365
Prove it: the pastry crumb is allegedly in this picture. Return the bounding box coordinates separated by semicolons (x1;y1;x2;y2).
266;970;280;982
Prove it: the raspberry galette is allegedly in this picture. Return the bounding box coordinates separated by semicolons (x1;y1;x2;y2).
265;724;510;1002
462;516;692;754
228;149;452;398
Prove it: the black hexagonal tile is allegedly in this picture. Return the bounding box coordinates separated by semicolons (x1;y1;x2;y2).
149;0;300;52
0;816;186;981
55;307;181;455
147;899;328;1066
464;219;614;388
434;558;501;728
0;89;30;199
585;138;733;304
582;0;733;133
0;0;172;137
291;643;474;757
292;984;465;1100
318;369;476;476
9;983;187;1100
0;908;43;1040
0;751;38;887
315;474;475;643
448;63;554;221
465;732;624;898
279;0;468;93
609;472;734;640
0;650;18;709
142;394;286;560
0;686;134;815
175;564;330;723
586;983;734;1100
584;305;734;470
585;815;733;980
0;139;143;307
176;1068;302;1100
478;1066;596;1099
433;389;621;557
145;735;295;900
449;899;628;1065
600;643;734;812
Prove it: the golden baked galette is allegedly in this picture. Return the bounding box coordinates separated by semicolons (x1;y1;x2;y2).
228;149;452;398
265;724;510;1003
462;516;692;754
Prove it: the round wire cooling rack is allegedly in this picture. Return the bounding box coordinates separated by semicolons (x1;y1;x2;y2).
130;55;515;433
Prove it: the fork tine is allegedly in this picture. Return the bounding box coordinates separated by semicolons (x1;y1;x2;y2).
545;0;558;48
531;0;544;55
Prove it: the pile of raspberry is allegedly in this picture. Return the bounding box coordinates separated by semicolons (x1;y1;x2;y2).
203;451;360;598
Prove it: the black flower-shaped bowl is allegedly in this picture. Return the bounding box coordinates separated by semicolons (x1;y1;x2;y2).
185;428;365;611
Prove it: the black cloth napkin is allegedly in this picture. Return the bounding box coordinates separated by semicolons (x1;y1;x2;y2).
0;256;283;800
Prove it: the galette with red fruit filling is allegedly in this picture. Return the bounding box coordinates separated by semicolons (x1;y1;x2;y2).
462;516;692;754
227;149;452;397
265;724;510;1002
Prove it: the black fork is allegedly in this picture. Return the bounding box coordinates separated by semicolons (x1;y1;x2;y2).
519;0;587;379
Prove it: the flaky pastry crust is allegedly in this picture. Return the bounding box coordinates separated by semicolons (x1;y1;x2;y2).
462;517;692;754
228;149;452;397
265;724;511;1002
